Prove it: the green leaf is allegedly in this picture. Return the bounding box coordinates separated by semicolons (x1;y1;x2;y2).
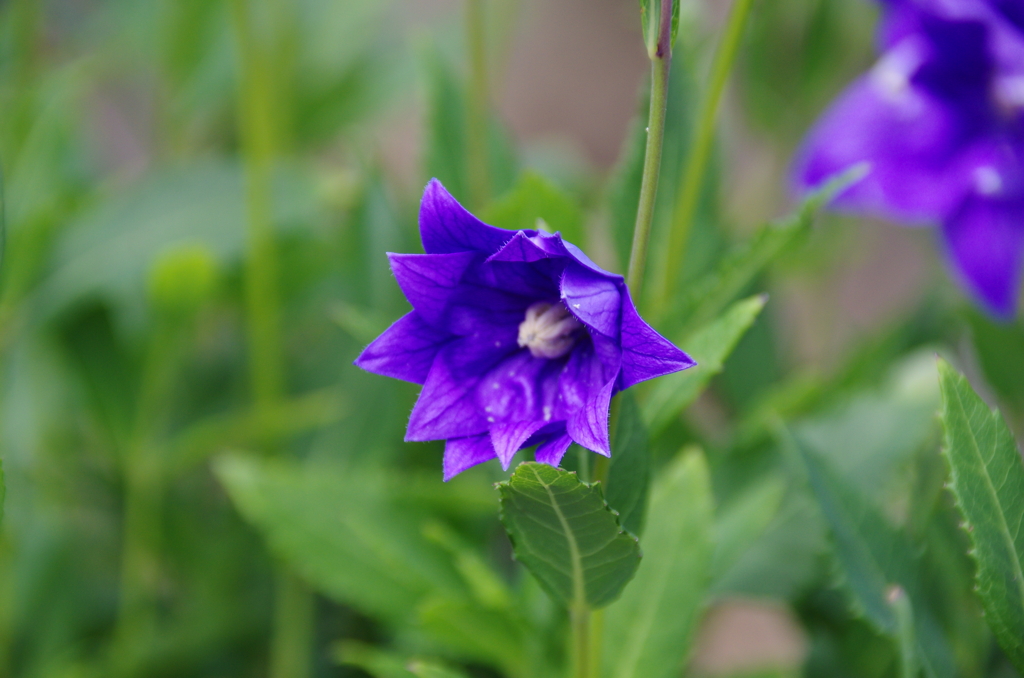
670;0;681;50
638;0;681;54
498;462;641;609
215;454;464;623
423;49;467;202
937;359;1024;672
334;641;470;678
672;164;867;333
639;0;656;55
965;311;1024;413
335;641;415;678
482;171;585;245
0;459;5;527
416;597;529;677
603;450;714;678
644;295;767;436
422;49;517;205
711;492;824;599
605;391;650;535
795;350;941;501
36;161;319;325
787;431;955;678
712;475;786;577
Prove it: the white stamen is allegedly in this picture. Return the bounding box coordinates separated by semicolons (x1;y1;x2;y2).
975;166;1003;196
517;301;582;359
995;76;1024;111
871;39;925;100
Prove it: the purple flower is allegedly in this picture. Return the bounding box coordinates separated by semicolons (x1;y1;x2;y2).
355;180;695;480
793;0;1024;318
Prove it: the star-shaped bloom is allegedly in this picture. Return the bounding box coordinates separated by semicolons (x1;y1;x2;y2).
355;180;695;480
794;0;1024;318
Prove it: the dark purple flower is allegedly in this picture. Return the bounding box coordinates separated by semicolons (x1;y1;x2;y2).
794;0;1024;318
355;180;695;480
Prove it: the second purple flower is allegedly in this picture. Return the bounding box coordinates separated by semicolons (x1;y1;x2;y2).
794;0;1024;318
356;180;695;480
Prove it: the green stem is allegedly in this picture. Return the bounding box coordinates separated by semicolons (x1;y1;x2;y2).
626;0;674;298
654;0;757;315
114;319;182;673
271;571;315;678
230;3;313;677
571;605;593;678
466;0;491;209
230;0;285;415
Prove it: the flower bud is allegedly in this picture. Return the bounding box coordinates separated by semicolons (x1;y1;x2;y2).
147;243;218;318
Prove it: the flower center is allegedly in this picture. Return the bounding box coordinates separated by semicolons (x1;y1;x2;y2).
517;302;581;359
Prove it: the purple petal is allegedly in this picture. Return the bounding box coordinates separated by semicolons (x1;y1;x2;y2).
490;420;546;469
942;194;1024;318
561;263;622;339
563;240;617;277
476;350;564;424
443;434;497;481
566;377;615;457
618;293;696;389
406;340;501;441
793;68;990;223
420;179;513;255
559;341;618;456
535;433;573;467
443;283;535;336
389;252;479;325
470;258;563;301
354;311;453;384
487;230;566;263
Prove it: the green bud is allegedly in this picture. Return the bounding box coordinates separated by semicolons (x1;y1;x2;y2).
147;243;219;317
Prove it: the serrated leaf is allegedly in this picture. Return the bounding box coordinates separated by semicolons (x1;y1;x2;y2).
644;295;766;436
603;450;714;678
498;462;641;609
673;164;867;333
605;391;649;535
482;171;585;245
788;431;955;678
215;454;464;623
938;359;1024;672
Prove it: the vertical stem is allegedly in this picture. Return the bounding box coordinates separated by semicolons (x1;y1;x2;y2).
654;0;757;316
114;321;181;673
579;5;675;678
271;571;315;678
466;0;491;209
230;3;313;678
626;0;674;299
230;0;284;415
571;605;592;678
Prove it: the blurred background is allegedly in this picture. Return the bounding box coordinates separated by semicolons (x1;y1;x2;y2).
1;0;1022;677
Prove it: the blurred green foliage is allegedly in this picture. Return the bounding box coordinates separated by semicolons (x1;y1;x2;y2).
0;1;1021;678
